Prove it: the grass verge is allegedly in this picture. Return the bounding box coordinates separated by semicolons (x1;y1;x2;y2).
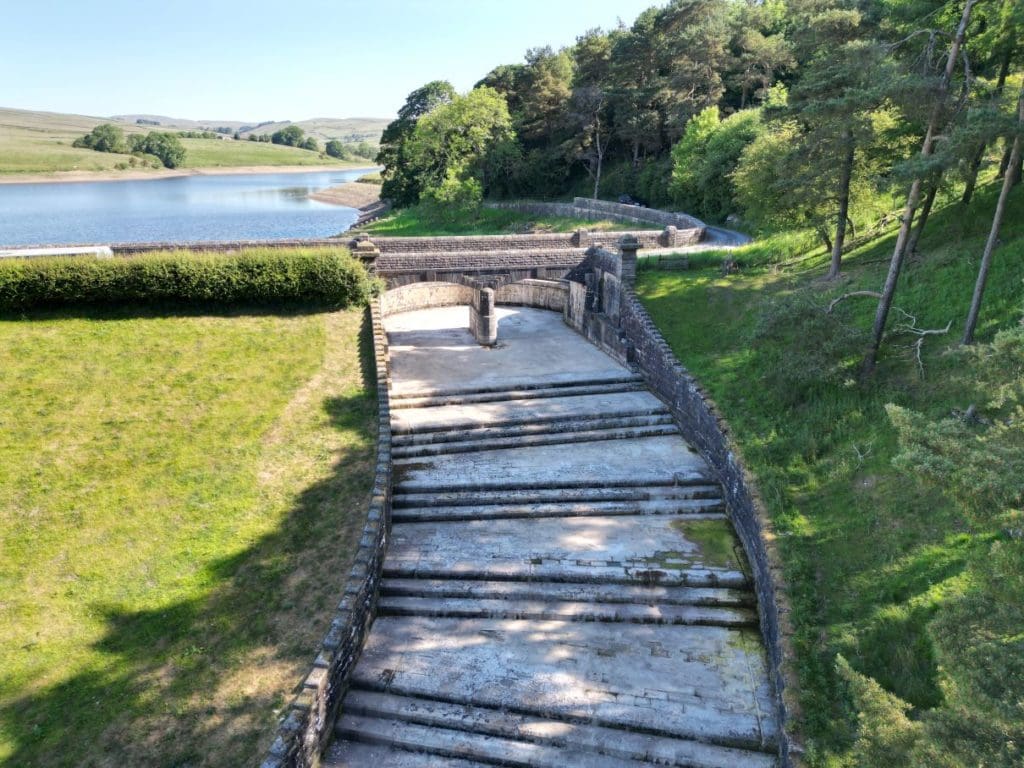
360;203;661;236
637;182;1024;766
0;306;376;767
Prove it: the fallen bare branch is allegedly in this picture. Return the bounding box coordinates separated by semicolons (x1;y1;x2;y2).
826;291;882;314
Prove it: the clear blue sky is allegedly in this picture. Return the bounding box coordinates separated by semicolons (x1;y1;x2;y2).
0;0;660;121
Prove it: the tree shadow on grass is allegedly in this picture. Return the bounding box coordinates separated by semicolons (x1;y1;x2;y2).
0;310;379;768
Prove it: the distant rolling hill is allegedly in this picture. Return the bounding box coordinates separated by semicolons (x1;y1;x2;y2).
111;114;390;145
0;107;387;175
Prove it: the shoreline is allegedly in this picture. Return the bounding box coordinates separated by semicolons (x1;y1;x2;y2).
309;182;382;209
0;164;379;186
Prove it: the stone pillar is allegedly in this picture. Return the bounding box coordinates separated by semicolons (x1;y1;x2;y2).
350;233;380;272
574;228;592;248
469;287;498;346
619;234;641;285
663;225;678;248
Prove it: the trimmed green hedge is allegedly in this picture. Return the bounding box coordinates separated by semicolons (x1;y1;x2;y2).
0;248;376;312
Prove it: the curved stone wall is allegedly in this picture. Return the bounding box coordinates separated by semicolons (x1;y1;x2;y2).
617;289;801;766
494;278;568;312
379;282;475;316
261;300;393;768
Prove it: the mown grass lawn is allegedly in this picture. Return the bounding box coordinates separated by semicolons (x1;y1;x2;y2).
637;182;1023;766
362;203;662;236
0;307;376;767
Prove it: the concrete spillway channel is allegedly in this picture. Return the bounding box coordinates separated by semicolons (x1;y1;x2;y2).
325;305;778;768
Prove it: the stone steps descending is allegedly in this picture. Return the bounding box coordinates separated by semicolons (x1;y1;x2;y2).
326;306;780;768
331;690;777;768
391;421;681;458
389;379;646;409
389;373;643;401
380;577;755;608
394;476;717;494
391;398;670;436
391;411;674;445
325;740;490;767
377;595;756;626
384;515;750;588
391;498;725;523
349;617;777;752
393;483;722;508
334;713;661;768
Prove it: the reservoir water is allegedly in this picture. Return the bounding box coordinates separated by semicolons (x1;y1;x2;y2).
0;168;376;247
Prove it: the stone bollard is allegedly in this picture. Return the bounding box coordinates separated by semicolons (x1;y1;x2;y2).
619;234;641;285
470;287;498;346
663;225;678;248
350;233;380;270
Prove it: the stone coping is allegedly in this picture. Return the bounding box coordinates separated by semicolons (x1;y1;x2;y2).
260;298;393;768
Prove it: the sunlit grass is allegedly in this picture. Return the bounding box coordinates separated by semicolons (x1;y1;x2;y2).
0;307;376;766
637;181;1024;763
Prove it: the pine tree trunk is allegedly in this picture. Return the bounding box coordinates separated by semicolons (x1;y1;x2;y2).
961;144;985;205
963;84;1024;344
998;141;1013;178
828;127;855;280
863;0;976;375
907;181;939;255
963;50;1012;206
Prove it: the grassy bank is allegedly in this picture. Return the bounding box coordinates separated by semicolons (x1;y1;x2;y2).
0;307;377;766
637;183;1023;766
361;203;661;236
0;109;366;176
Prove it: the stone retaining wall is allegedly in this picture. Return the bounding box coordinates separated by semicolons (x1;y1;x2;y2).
352;229;671;255
486;197;706;235
260;300;393;768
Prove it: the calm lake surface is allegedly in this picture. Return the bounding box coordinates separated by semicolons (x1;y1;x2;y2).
0;168;376;246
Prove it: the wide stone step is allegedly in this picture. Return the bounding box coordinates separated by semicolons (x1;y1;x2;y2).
394;476;717;495
391;498;725;523
389;381;646;409
377;596;756;627
393;484;722;508
335;714;662;768
391;422;681;458
390;393;670;436
391;412;674;445
380;578;755;607
388;373;643;401
350;616;778;751
338;690;778;768
390;436;713;492
384;515;750;589
324;739;490;767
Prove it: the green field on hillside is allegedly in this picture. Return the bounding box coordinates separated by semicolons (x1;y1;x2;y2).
0;305;376;767
637;183;1024;766
0;108;373;176
175;138;364;169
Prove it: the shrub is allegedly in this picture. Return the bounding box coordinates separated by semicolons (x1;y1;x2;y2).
0;248;376;312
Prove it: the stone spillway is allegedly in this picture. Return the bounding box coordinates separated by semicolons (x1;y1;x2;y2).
325;306;778;768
